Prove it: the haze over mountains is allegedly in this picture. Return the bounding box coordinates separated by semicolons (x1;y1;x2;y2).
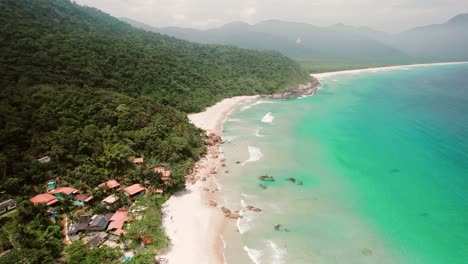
121;14;468;65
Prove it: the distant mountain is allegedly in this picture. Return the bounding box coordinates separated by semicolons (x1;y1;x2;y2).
122;18;411;64
122;14;468;64
389;14;468;60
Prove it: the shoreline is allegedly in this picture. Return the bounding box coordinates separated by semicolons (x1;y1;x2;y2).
312;61;468;79
159;96;258;264
158;60;468;264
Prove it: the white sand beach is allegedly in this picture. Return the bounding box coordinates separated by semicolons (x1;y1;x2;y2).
312;62;468;79
159;96;258;264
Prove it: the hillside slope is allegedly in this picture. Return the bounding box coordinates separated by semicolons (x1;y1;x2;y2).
1;0;309;113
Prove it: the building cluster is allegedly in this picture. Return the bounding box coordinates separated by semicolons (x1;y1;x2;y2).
24;157;173;251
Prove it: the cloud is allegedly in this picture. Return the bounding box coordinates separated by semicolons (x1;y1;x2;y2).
244;7;257;16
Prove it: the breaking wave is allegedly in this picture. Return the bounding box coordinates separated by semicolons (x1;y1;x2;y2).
242;146;263;165
261;112;275;123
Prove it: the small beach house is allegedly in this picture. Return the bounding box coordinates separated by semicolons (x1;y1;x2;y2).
0;199;17;214
99;180;120;191
132;157;144;165
123;184;146;197
30;193;59;206
50;187;79;200
74;194;94;206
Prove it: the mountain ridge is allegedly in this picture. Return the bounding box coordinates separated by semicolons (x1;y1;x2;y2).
121;13;468;64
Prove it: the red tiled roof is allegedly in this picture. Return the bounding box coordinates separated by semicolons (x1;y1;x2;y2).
100;180;120;189
110;209;129;222
108;209;129;235
30;194;59;206
74;195;93;202
133;158;144;164
124;184;145;196
51;187;78;195
156;188;164;194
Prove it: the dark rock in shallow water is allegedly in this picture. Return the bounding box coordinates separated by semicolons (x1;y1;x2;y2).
287;177;296;183
361;248;373;256
259;175;275;182
258;184;267;190
274;224;282;231
419;212;429;217
296;180;303;185
390;168;401;174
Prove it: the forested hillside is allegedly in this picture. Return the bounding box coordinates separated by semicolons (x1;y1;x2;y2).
1;0;309;112
0;0;309;262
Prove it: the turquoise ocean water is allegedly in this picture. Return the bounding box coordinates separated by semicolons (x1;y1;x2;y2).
220;64;468;264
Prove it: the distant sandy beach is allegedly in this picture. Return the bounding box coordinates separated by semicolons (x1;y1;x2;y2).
312;62;468;79
159;96;258;264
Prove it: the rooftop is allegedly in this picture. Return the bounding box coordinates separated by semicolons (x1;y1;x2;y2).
30;193;59;206
108;209;129;235
133;157;144;164
99;180;120;189
74;194;93;202
102;194;118;204
50;187;78;195
124;184;145;196
0;199;17;208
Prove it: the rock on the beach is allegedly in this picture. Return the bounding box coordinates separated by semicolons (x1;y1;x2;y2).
204;139;214;146
210;170;217;174
221;207;231;214
226;213;242;219
209;200;217;207
203;187;210;191
201;177;206;181
246;205;262;212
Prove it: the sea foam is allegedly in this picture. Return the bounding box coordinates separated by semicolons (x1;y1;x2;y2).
268;240;287;264
261;112;275;123
244;246;263;264
241;100;278;111
242;146;264;165
237;210;253;234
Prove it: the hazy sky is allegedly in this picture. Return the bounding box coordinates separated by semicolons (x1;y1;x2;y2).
74;0;467;32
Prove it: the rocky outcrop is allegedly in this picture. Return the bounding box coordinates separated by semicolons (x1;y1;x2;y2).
261;77;321;99
246;205;262;212
226;213;242;219
259;175;275;182
221;207;231;214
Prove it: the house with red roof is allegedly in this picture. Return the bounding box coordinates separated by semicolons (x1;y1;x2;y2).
74;194;94;206
156;188;164;194
133;157;144;164
99;180;120;190
123;184;145;197
50;187;79;199
30;193;59;206
107;208;129;235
